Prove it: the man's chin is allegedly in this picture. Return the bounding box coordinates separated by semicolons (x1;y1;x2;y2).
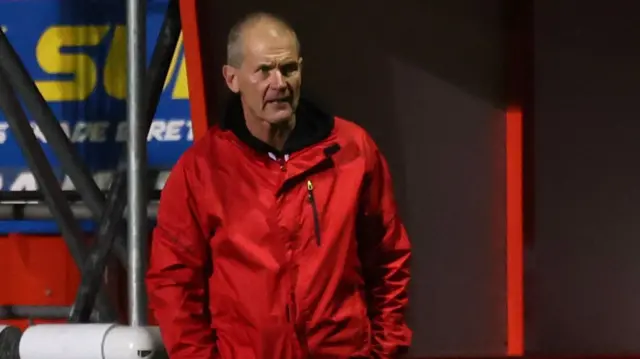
264;109;294;125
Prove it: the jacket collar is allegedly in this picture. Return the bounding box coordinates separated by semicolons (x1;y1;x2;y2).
220;94;334;156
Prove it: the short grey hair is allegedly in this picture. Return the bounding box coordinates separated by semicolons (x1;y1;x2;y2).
226;12;300;67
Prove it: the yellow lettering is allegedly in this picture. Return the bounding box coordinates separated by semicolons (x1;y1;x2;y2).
34;25;190;102
103;25;127;100
105;29;189;100
35;25;110;102
171;53;189;99
166;34;189;100
164;34;183;90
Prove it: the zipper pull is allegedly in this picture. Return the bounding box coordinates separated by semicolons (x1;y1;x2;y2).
307;180;315;203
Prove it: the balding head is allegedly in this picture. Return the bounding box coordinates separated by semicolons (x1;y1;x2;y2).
222;12;303;129
226;12;300;67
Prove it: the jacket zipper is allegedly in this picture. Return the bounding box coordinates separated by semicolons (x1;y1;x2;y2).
307;180;321;246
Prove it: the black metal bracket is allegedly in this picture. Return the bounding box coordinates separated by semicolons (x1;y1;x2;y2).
0;201;159;220
0;305;98;321
0;64;117;323
0;27;129;264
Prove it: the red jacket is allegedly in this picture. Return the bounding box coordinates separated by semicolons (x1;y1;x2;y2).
146;98;412;359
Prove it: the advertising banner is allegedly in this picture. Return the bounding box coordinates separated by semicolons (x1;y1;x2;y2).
0;0;192;233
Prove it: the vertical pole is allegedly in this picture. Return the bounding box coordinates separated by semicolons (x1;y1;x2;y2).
127;0;147;326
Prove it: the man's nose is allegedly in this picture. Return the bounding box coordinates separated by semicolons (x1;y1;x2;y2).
270;70;287;89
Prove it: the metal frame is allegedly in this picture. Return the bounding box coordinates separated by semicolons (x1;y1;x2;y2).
0;306;97;321
0;27;128;264
0;64;117;323
0;190;161;205
127;0;148;328
0;0;182;325
0;202;159;221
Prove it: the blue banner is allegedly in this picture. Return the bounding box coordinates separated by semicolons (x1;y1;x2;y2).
0;0;192;233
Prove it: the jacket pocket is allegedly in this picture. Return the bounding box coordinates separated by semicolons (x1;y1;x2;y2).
306;180;321;246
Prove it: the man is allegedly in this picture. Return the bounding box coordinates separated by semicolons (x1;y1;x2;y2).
146;12;411;359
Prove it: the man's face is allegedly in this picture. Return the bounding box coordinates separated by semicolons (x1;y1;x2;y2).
223;23;302;125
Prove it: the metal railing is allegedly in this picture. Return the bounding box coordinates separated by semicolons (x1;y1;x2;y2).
0;0;182;325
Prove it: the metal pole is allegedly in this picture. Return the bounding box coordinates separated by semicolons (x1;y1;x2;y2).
127;0;148;327
0;189;161;203
0;202;159;220
69;0;181;324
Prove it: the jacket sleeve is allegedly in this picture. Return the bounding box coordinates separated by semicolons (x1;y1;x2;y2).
358;137;412;359
146;153;217;359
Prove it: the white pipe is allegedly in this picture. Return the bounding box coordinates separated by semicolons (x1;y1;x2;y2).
145;326;164;348
104;326;156;359
19;324;162;359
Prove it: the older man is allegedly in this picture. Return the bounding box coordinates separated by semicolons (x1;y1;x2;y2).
147;12;412;359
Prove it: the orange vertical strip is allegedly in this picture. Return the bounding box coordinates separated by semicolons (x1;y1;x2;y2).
506;106;524;355
506;0;530;353
179;0;209;140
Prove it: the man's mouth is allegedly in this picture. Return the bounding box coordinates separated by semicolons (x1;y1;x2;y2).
266;96;292;105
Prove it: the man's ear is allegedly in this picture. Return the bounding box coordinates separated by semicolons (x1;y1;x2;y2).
222;65;240;93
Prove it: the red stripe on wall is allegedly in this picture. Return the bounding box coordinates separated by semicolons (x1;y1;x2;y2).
179;0;209;140
506;106;524;355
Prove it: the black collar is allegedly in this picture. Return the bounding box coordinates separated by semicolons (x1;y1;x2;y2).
220;95;334;156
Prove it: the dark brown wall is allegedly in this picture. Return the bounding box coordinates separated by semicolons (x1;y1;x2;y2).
528;1;640;354
198;1;508;356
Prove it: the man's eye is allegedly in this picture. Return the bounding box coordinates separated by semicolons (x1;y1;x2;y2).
280;63;298;76
258;65;271;73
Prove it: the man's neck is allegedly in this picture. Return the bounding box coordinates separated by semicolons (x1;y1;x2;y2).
244;114;296;152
